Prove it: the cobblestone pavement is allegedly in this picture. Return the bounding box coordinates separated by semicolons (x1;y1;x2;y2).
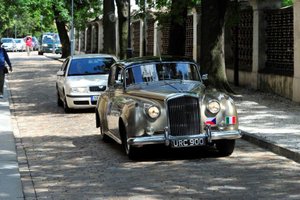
7;52;300;199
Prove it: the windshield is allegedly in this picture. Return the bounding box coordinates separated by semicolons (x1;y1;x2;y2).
68;57;115;76
1;39;13;43
42;36;54;44
125;62;201;86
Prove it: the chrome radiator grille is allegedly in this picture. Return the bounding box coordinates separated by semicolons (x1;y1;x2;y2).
167;96;200;136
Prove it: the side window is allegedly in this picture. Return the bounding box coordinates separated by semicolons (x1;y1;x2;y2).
115;66;124;84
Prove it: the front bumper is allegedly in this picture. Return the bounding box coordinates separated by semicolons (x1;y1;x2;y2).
41;47;61;53
127;127;242;147
66;94;99;109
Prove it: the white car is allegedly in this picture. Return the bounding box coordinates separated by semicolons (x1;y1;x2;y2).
1;38;16;52
14;38;26;52
56;54;117;112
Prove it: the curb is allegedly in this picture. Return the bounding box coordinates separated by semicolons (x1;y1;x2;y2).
241;131;300;163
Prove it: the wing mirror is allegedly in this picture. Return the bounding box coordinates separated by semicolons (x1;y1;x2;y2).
202;74;208;81
57;71;65;76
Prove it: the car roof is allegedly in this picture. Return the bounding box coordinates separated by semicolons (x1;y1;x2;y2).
118;56;197;68
69;54;118;60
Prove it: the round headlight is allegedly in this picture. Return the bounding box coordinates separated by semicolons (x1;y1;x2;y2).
207;100;220;114
147;105;160;119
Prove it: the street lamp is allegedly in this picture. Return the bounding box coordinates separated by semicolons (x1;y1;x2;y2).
126;0;133;58
14;15;17;38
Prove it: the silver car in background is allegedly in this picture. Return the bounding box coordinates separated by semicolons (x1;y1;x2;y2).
14;38;26;52
56;54;117;112
1;38;17;52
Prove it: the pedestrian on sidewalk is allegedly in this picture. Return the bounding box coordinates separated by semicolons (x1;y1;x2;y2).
25;36;33;56
0;41;13;98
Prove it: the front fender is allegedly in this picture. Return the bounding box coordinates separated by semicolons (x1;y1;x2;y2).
202;92;239;131
120;97;166;139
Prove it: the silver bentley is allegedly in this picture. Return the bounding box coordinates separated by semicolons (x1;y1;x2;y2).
95;56;241;159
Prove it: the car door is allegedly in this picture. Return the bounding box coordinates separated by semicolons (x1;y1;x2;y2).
107;65;125;138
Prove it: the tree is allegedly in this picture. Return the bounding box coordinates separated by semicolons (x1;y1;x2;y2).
52;1;70;58
52;0;103;58
167;0;189;56
200;0;233;92
115;0;129;59
103;0;116;54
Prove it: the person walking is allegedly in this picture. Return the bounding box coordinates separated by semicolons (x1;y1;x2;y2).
25;36;33;56
0;41;13;98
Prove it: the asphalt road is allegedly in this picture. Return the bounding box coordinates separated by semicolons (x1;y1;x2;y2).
7;51;300;199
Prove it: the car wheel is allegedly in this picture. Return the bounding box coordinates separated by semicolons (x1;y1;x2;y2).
120;122;138;159
63;96;72;113
57;91;63;107
98;115;111;143
215;140;235;156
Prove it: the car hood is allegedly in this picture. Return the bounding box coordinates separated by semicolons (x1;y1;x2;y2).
2;43;13;46
66;74;108;87
126;81;205;101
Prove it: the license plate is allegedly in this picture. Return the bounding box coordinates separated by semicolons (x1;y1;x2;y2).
171;137;206;148
91;96;99;101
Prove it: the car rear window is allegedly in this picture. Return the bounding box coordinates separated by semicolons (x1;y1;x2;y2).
68;57;115;76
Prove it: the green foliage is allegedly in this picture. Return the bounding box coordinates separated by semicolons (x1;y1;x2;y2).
282;0;293;6
134;0;200;26
0;0;102;39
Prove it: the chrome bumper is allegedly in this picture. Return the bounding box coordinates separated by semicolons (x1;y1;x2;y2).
127;127;242;147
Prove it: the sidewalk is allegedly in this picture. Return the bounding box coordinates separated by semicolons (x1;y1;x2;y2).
232;86;300;163
0;80;24;199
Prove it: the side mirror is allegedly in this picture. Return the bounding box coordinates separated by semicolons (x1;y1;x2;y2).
57;71;65;76
202;74;208;81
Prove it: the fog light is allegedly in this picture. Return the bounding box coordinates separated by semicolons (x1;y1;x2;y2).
146;127;154;135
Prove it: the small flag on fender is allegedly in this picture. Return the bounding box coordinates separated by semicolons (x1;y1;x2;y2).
205;117;216;125
226;116;236;124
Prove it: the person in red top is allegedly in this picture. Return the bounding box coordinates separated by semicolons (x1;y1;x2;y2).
25;36;33;56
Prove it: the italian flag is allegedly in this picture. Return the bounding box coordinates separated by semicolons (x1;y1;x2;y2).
226;116;236;125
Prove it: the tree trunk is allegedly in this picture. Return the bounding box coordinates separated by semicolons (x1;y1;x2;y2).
103;0;116;54
200;0;233;92
168;0;188;56
115;0;128;59
53;5;70;58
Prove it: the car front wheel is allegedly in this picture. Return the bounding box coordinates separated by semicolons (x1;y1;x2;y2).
57;90;63;107
120;122;139;159
63;96;72;113
215;140;235;156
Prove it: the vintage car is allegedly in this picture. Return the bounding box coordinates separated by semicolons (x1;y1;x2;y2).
95;56;241;159
56;54;117;112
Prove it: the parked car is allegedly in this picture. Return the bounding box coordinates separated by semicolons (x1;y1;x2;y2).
95;56;241;159
1;38;16;52
32;37;40;51
56;54;117;112
38;33;62;55
14;38;26;52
